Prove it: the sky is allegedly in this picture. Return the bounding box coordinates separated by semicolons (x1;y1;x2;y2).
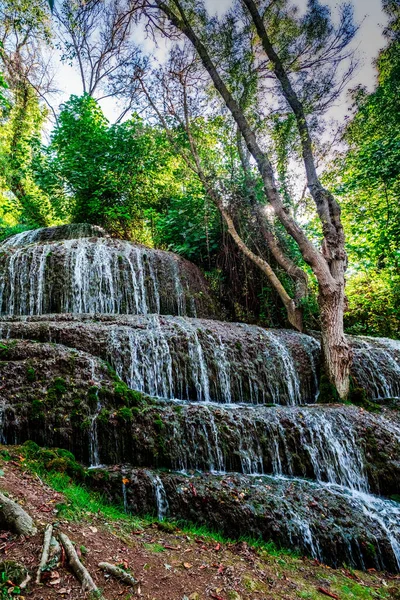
51;0;388;124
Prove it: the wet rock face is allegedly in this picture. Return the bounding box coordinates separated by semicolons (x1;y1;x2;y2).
0;339;148;465
94;467;400;573
0;341;398;497
1;314;400;403
0;232;218;319
351;337;400;399
0;315;320;405
1;224;400;573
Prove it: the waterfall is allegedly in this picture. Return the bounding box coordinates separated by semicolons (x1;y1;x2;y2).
352;337;400;399
263;330;301;405
1;224;107;247
145;471;169;520
269;474;400;569
103;317;320;405
293;410;369;491
325;483;400;570
88;359;103;468
1;229;44;248
2;225;400;572
157;404;384;491
0;237;212;318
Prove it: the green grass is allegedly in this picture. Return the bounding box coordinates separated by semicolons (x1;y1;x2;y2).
45;471;146;529
143;542;165;553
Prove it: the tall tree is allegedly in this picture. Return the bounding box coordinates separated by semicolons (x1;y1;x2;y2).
138;0;357;398
49;94;170;237
134;47;307;330
329;0;400;338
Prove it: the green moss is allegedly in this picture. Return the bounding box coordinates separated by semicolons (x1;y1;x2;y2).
114;381;145;407
88;386;100;409
153;414;164;432
30;399;45;420
118;406;133;422
26;366;36;382
0;449;11;461
38;449;58;463
348;384;381;412
22;440;41;457
318;372;340;403
46;456;85;479
143;542;165;553
0;342;9;359
57;448;76;461
98;408;111;424
47;377;68;404
80;418;91;431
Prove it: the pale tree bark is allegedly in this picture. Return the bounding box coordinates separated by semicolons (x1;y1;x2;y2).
58;532;103;596
150;0;352;398
242;0;351;398
0;490;37;536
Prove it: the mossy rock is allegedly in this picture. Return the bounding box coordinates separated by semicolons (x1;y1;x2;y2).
22;440;41;457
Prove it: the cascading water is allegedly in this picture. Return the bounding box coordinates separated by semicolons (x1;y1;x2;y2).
1;224;107;247
1;225;400;572
104;316;320;405
0;233;215;318
88;359;103;468
152;403;384;490
145;471;169;520
352;337;400;398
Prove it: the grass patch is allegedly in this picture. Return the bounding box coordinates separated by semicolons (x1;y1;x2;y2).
143;542;165;553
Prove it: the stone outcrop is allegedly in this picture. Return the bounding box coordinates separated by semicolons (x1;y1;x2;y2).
1;225;400;573
92;467;400;573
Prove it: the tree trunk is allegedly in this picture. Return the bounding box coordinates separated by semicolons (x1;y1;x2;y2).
0;491;37;536
319;285;352;399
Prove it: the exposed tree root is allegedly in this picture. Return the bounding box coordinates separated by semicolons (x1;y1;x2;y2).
0;490;37;536
36;523;53;583
98;561;138;587
58;532;104;597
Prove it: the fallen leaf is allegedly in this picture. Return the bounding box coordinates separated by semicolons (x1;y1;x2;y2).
183;562;193;570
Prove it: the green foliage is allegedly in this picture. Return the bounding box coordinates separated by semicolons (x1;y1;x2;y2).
327;11;400;339
0;83;54;229
48;94;171;238
0;561;26;598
